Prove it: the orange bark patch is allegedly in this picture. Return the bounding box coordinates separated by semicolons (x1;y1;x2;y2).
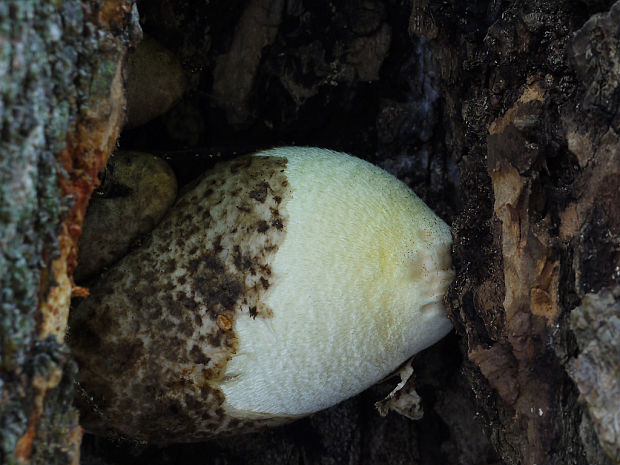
15;369;63;462
40;57;126;342
98;0;132;29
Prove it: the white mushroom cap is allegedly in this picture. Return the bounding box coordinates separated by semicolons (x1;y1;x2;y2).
218;147;453;417
70;147;454;442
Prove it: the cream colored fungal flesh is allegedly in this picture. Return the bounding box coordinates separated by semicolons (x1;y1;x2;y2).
69;147;454;443
219;148;453;418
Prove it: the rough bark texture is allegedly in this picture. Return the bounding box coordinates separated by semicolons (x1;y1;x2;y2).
432;1;620;463
2;0;618;464
0;1;138;464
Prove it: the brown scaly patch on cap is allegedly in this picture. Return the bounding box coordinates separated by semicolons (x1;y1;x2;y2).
69;155;291;443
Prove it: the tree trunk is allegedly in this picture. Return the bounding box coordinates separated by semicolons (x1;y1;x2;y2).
2;1;618;464
0;1;137;464
429;1;620;464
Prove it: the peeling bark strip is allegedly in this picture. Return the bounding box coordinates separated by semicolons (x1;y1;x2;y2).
0;1;138;464
484;80;567;464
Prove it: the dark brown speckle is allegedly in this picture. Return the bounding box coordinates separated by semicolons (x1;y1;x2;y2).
69;155;291;442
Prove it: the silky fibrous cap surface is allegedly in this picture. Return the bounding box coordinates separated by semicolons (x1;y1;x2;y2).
218;147;454;417
69;147;454;443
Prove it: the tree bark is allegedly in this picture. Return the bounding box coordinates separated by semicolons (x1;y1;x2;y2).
430;1;620;463
0;1;137;464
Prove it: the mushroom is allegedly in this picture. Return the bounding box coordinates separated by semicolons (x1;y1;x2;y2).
69;147;454;443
